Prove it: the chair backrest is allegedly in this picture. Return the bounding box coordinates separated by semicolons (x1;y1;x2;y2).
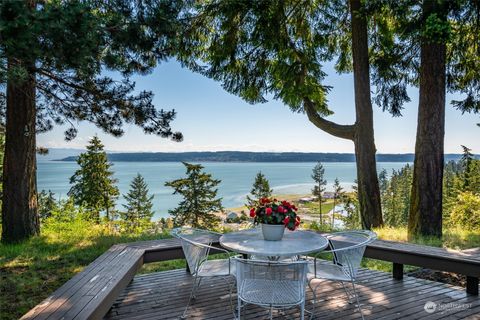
171;227;221;275
233;257;308;306
327;230;377;279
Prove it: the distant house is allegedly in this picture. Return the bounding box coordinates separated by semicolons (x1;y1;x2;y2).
323;191;335;199
299;197;316;203
226;212;238;220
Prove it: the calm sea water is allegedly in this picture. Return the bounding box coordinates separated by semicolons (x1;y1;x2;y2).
37;161;410;219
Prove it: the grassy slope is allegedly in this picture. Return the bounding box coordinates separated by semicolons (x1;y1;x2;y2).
302;200;335;216
0;220;174;320
1;221;479;320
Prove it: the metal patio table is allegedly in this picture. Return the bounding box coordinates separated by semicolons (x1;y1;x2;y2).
220;228;329;260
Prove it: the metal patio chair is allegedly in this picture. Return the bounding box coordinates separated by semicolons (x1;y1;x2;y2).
171;227;237;319
307;230;377;319
233;257;309;320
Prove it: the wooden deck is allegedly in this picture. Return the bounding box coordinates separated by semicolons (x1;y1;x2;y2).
22;236;480;319
105;268;480;320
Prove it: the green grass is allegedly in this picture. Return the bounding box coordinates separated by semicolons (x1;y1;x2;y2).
302;200;335;216
373;226;480;250
364;226;480;274
0;220;172;320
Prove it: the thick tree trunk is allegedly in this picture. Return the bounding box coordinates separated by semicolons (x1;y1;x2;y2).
408;2;446;239
304;0;383;229
1;65;39;243
350;0;383;229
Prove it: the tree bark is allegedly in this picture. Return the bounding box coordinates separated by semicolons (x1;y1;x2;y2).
408;2;446;239
1;63;39;243
304;0;383;229
350;0;383;229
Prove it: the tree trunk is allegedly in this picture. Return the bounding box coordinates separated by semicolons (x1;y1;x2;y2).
319;192;323;225
350;0;383;229
408;2;446;239
305;0;383;229
1;64;39;243
332;196;336;228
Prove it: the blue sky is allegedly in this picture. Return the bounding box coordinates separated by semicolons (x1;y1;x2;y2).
37;59;480;154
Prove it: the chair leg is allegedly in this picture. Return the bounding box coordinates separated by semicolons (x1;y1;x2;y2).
181;275;200;319
226;277;236;319
193;277;202;299
269;306;273;320
300;301;305;320
307;279;318;320
340;281;354;304
351;280;365;320
237;298;241;320
341;281;353;303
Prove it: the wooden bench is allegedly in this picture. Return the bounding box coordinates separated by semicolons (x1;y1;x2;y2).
20;244;144;320
364;239;480;295
21;236;480;320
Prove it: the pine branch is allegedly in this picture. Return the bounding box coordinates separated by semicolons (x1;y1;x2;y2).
303;98;355;140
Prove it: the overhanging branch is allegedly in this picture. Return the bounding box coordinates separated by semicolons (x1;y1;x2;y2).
303;98;355;140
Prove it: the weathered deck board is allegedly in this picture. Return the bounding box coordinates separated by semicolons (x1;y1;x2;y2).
105;268;480;320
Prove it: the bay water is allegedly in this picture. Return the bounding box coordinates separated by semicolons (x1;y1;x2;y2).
37;161;409;219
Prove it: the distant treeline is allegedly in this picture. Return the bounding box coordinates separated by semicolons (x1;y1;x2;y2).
58;151;472;163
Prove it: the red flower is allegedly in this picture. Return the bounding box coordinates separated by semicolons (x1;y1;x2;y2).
295;216;300;227
283;216;290;225
277;206;284;213
250;208;256;217
265;207;272;215
292;205;297;211
282;200;292;208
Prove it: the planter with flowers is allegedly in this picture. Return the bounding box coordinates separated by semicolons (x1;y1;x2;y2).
249;197;301;241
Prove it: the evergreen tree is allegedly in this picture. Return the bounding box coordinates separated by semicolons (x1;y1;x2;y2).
0;131;4;223
246;172;272;206
121;174;155;231
344;181;361;229
332;178;344;228
37;190;57;221
372;1;480;238
378;169;389;222
311;162;327;224
165;162;222;229
0;0;183;243
178;0;385;229
378;169;388;196
460;145;474;191
68;136;119;223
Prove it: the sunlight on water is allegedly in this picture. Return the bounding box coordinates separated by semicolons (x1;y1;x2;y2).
37;161;410;219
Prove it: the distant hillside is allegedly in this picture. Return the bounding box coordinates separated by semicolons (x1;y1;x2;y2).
57;151;469;163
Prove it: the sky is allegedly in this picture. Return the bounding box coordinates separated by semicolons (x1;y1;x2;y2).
37;59;480;154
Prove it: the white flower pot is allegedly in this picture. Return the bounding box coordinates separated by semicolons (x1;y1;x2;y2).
261;224;285;241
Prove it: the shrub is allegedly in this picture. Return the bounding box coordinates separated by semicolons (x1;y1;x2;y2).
450;192;480;230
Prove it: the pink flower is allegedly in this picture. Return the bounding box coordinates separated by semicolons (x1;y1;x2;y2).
277;206;284;213
265;207;272;215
